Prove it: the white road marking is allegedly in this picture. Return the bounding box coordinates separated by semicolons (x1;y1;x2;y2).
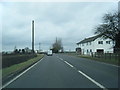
57;56;74;68
57;56;107;89
56;56;64;61
78;70;107;89
64;61;74;68
2;58;44;89
59;58;64;61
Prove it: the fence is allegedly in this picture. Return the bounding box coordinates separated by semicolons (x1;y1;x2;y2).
93;53;120;61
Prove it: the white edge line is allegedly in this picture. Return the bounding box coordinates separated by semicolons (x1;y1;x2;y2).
78;70;107;89
2;58;44;89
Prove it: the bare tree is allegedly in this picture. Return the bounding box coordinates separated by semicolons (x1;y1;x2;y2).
52;37;63;53
95;12;120;53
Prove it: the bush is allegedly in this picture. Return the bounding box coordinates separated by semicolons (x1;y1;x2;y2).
2;54;37;68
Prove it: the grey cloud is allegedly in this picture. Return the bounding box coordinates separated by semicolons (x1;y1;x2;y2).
2;2;117;51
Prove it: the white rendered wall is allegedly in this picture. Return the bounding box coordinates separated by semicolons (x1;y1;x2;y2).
77;37;114;55
93;38;114;53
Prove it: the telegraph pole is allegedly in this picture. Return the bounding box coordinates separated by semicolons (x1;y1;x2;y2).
32;20;34;53
39;43;41;51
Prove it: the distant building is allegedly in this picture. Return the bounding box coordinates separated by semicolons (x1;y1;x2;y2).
24;47;32;54
76;35;114;55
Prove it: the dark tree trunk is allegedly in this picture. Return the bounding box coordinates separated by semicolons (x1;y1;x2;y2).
114;32;120;53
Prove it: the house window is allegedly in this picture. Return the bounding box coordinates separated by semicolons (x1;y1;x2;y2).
98;41;103;44
106;41;110;44
82;44;84;46
82;49;84;54
87;49;89;53
89;42;91;45
90;49;92;52
113;41;115;44
86;42;88;45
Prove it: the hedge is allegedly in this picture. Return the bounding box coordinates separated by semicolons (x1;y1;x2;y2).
2;54;37;68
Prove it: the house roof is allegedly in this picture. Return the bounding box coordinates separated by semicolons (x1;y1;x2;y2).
77;34;102;44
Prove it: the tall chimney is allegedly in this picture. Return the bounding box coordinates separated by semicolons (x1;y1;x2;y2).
32;20;34;53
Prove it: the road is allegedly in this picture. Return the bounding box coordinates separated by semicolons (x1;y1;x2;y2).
4;54;119;88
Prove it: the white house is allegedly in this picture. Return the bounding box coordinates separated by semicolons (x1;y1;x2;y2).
76;35;114;55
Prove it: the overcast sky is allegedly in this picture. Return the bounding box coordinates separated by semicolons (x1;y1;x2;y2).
1;2;118;52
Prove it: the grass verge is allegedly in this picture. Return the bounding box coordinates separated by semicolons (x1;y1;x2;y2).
2;54;44;78
77;55;119;66
63;53;119;66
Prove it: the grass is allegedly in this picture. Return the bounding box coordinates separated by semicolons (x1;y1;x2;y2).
2;54;44;78
63;53;119;66
77;55;119;65
2;54;37;68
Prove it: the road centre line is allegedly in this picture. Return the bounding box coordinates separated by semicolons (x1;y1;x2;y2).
56;56;63;61
57;56;74;68
57;56;107;89
2;58;44;89
56;56;59;58
59;58;64;61
64;61;74;68
78;70;107;89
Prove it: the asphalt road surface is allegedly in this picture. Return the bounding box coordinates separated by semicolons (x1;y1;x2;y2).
4;54;119;88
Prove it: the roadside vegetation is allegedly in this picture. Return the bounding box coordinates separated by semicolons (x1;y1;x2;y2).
51;37;64;53
78;54;119;66
2;54;37;68
2;54;44;79
95;12;120;53
64;52;119;66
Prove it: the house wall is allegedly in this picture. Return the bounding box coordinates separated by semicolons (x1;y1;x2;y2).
78;41;94;55
77;37;114;55
93;38;114;53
